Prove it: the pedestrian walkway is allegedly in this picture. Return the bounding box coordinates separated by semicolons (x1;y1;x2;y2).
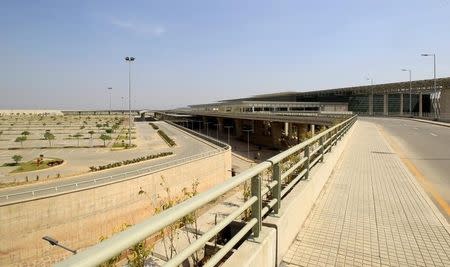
281;120;450;267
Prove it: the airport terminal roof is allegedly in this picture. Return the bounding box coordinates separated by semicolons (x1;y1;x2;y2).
220;77;450;103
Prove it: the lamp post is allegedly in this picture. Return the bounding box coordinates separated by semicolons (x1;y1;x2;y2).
366;76;374;116
401;69;412;116
121;96;124;111
421;53;437;119
125;56;135;147
107;87;112;114
215;123;220;140
242;129;253;159
224;125;233;145
42;236;77;255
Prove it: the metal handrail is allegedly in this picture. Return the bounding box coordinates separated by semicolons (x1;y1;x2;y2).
55;115;357;267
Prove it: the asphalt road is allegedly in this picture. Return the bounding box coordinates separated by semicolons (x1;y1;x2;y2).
363;117;450;219
0;121;220;204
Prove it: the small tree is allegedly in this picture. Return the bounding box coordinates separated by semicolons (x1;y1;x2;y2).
44;131;55;147
88;130;95;147
12;155;22;165
105;128;113;137
73;133;83;147
99;134;111;147
15;136;27;148
21;131;30;137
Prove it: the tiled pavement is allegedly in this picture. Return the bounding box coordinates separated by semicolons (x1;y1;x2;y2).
281;120;450;267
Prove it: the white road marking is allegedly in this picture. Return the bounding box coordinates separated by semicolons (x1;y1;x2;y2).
430;132;438;137
413;127;418;130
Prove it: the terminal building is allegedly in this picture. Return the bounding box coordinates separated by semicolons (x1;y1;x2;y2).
188;77;450;120
159;77;450;149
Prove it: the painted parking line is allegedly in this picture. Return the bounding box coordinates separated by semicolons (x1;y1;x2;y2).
430;132;438;137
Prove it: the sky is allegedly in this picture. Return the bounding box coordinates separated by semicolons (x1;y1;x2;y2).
1;0;449;110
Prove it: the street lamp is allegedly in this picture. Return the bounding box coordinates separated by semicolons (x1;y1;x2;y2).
366;76;374;116
242;129;253;159
224;125;233;145
401;69;412;116
107;87;112;114
42;236;77;254
421;53;437;119
125;56;135;147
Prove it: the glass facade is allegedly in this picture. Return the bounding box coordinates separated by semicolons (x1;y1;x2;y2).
348;95;369;114
388;94;401;115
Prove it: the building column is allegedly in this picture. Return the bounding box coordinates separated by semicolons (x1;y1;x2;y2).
310;124;315;136
419;93;423;117
296;124;307;144
383;94;388;116
217;117;224;132
400;94;404;116
284;122;289;136
369;94;373;116
271;122;283;148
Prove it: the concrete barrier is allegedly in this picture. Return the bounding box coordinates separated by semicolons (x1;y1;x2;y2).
223;121;357;266
0;150;231;266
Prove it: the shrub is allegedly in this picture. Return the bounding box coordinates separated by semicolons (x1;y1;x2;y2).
157;130;176;147
89;152;173;172
149;123;159;130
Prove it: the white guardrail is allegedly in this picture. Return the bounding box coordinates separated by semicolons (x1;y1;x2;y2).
0;127;230;204
55;115;357;267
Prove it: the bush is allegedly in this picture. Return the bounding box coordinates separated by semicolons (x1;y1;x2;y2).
89;152;173;172
157;130;176;147
149;123;159;130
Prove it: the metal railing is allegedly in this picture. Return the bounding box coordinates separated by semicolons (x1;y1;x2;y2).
55;115;357;267
0;125;230;205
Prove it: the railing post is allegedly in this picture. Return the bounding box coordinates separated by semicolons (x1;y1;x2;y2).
305;145;310;179
320;136;324;162
251;174;261;238
272;163;281;214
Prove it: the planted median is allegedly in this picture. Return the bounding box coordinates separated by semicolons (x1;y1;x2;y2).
157;130;176;147
89;152;173;172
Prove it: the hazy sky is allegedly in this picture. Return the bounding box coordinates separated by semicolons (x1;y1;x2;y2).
1;0;449;110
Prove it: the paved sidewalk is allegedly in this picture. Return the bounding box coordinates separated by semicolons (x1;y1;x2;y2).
281;120;450;267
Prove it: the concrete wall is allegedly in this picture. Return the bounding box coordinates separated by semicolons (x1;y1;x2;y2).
440;88;450;121
223;121;356;267
0;150;231;266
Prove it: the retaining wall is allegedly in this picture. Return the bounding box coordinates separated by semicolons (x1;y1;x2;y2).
0;149;231;266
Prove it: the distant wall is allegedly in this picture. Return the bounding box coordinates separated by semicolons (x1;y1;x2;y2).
0;149;231;266
0;110;63;115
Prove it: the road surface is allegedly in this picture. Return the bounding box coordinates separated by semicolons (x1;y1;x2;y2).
364;117;450;220
0;121;221;204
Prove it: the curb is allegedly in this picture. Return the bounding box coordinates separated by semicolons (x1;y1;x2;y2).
408;118;450;128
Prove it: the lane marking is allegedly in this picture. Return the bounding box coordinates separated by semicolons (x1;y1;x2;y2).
378;126;450;217
430;133;438;137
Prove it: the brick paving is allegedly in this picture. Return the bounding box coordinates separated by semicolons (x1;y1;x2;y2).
282;120;450;267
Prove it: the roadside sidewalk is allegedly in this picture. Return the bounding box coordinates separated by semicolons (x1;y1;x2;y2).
282;120;450;267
